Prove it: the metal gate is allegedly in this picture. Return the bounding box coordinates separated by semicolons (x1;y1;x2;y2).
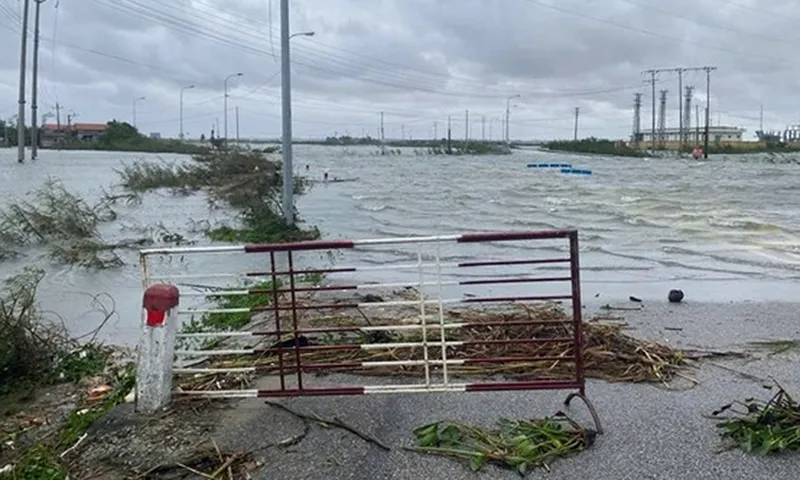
139;229;599;428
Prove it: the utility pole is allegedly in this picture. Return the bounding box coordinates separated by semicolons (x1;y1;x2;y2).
465;109;469;146
17;0;31;163
658;90;668;148
759;104;763;133
675;68;683;151
31;0;46;160
481;115;486;141
573;107;580;141
179;84;194;140
505;95;520;150
703;66;717;159
695;105;700;144
400;124;405;140
433;120;437;140
235;106;240;144
224;72;243;148
669;67;705;151
643;69;658;154
632;93;642;147
683;86;694;146
133;96;145;129
379;111;385;155
446;114;452;153
279;0;293;224
54;102;61;129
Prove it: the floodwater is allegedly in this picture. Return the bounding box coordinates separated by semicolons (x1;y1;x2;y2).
0;145;799;345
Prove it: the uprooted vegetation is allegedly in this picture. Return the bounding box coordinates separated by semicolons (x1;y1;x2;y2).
713;382;800;455
412;414;596;475
117;148;320;243
0;178;181;268
0;268;136;479
175;300;719;395
0;149;319;270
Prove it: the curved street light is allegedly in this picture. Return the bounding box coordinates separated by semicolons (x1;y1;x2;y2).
281;25;316;225
223;73;243;145
505;94;521;147
133;96;146;129
180;84;195;140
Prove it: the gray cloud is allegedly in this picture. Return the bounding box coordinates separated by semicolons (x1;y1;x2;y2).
0;0;797;140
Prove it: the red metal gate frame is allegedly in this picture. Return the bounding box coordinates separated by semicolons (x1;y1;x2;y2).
142;229;601;432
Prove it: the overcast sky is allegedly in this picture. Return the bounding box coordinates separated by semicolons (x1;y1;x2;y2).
0;0;795;140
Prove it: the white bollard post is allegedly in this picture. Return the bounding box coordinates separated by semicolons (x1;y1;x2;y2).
136;284;179;414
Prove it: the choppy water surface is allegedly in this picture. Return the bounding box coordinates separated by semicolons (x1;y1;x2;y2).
1;146;799;345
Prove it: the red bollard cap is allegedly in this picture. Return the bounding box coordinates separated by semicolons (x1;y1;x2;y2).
143;284;179;327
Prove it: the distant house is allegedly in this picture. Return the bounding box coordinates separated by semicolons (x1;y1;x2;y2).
40;122;107;147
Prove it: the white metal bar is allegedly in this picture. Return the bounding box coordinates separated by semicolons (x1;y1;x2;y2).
174;322;470;339
361;358;466;367
358;299;460;307
364;383;468;394
177;332;258;338
436;240;450;386
149;273;261;281
174;384;471;397
178;299;467;315
141;245;246;255
174;367;257;374
360;340;465;350
176;390;260;397
357;280;459;289
353;234;461;246
180;290;250;297
359;323;467;332
178;307;252;315
417;245;431;386
176;349;254;356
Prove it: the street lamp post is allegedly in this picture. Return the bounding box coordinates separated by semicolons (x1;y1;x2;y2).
280;0;315;225
180;84;194;140
505;94;521;150
133;96;145;129
223;73;243;147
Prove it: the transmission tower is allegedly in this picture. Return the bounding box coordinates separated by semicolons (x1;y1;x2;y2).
683;86;694;147
632;93;642;146
657;89;668;148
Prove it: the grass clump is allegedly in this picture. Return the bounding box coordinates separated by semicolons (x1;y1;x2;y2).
58;363;136;449
713;383;800;454
412;413;595;475
1;443;67;480
117;148;319;243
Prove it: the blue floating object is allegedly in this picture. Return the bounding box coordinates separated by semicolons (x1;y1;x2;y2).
526;163;540;168
560;168;593;175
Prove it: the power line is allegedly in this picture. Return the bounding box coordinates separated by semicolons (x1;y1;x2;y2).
520;0;785;65
89;0;645;99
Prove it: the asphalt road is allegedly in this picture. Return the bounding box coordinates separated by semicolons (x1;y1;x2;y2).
211;302;800;480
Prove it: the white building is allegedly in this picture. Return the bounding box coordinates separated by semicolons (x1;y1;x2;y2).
635;126;745;143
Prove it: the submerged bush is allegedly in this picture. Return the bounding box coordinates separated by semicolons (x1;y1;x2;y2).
117;148;319;243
